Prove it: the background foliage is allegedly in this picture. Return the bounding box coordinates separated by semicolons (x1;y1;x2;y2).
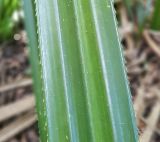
0;0;21;41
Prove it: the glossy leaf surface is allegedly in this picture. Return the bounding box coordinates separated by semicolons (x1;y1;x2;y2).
24;0;138;141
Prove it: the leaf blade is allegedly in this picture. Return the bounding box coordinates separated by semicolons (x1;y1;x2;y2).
24;0;138;141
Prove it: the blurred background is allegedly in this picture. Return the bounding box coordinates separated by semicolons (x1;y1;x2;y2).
0;0;159;141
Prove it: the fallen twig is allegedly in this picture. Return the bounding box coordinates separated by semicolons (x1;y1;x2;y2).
140;102;160;142
0;78;32;93
0;95;35;122
0;112;36;142
143;30;160;58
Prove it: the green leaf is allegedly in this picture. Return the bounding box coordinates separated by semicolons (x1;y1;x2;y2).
23;0;138;141
151;0;160;30
122;0;134;18
22;0;47;141
136;0;152;32
0;0;20;41
121;0;152;33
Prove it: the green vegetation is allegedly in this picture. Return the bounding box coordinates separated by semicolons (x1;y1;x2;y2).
23;0;138;141
22;0;47;141
151;0;160;30
0;0;20;41
121;0;153;32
